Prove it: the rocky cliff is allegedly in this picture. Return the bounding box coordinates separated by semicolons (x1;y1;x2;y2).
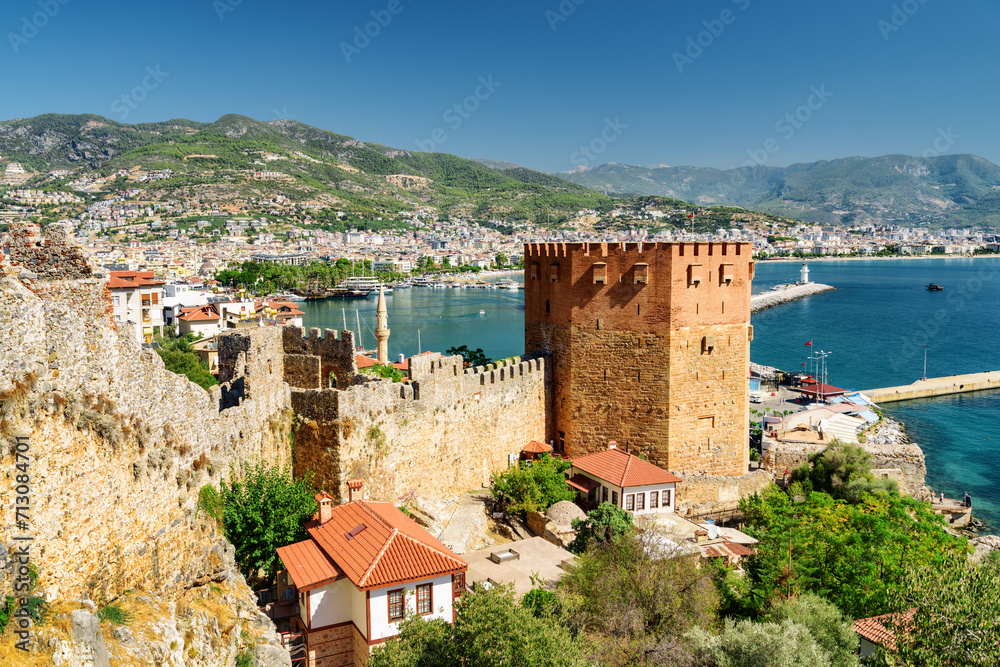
0;224;292;665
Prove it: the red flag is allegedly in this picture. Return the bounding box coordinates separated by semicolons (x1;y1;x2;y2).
687;213;694;218
805;340;812;346
801;363;806;366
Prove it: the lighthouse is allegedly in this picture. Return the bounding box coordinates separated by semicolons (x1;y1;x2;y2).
375;283;390;365
800;262;810;284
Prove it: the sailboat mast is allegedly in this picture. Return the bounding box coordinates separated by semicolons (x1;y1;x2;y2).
417;329;422;355
356;310;363;351
342;307;347;331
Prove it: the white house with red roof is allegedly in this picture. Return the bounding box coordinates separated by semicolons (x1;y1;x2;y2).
276;482;468;666
108;270;165;342
177;304;223;337
568;443;682;514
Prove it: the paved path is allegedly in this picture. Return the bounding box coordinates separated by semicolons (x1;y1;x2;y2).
436;490;490;555
864;371;1000;403
751;282;835;313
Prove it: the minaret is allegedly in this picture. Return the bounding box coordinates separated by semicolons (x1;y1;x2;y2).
800;262;810;284
374;283;390;365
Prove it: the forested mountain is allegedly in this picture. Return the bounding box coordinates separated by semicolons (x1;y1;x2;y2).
558;155;1000;227
0;113;609;222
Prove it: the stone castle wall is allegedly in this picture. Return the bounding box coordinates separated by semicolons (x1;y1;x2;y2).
284;327;549;503
524;241;753;477
764;440;928;499
1;226;292;605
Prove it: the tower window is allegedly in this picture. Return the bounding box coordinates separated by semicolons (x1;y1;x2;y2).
529;263;539;280
593;262;607;284
687;263;703;286
634;262;649;284
549;264;560;282
720;263;734;284
702;335;716;353
545;300;550;314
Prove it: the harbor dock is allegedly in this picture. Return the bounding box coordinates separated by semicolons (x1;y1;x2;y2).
864;371;1000;404
750;282;835;313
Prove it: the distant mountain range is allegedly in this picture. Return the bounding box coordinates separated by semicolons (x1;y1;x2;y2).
558;155;1000;227
0;113;608;223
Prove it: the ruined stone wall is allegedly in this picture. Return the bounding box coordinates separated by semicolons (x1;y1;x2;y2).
287;328;549;503
524;242;753;477
8;221;93;281
674;470;773;516
763;440;929;500
0;267;291;604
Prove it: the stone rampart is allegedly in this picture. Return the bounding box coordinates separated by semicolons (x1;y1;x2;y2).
8;221;94;281
674;470;773;516
763;440;929;500
0;264;291;605
285;328;549;503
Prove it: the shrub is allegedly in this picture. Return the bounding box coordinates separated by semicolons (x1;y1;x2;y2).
98;601;133;626
490;454;573;515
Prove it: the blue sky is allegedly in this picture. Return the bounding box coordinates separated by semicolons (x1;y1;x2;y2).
2;0;998;173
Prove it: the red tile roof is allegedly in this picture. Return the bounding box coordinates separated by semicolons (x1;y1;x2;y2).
295;500;466;591
276;539;343;591
701;542;756;559
852;609;916;650
567;473;601;493
356;355;409;371
108;270;165;288
571;448;683;488
178;305;220;322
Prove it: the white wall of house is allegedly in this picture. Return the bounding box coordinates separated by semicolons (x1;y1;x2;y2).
179;318;221;337
573;470;676;514
368;575;453;642
308;577;367;632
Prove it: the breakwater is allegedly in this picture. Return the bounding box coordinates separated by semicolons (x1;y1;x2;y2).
750;282;835;313
865;371;1000;404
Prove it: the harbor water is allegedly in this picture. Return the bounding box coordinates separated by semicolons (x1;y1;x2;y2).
302;259;1000;529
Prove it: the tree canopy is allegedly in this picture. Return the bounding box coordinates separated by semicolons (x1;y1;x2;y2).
490;454;574;516
568;501;635;554
446;345;491;368
369;583;586;667
209;463;318;587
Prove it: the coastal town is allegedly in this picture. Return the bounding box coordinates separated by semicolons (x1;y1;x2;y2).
2;216;998;666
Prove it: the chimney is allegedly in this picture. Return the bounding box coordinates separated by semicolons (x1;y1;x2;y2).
694;528;709;543
348;478;363;503
316;491;334;525
608;441;618;450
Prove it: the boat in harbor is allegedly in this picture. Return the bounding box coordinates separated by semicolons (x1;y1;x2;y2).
926;283;944;291
272;292;306;302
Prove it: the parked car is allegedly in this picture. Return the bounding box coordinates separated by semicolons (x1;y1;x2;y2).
750;394;763;404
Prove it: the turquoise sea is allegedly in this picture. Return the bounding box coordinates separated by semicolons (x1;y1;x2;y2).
302;259;1000;529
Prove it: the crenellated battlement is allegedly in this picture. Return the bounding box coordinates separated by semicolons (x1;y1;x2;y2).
8;221;95;281
524;241;750;259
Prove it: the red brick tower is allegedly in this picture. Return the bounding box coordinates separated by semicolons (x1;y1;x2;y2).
524;242;754;477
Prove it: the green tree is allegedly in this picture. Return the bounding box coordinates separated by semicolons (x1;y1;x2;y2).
740;489;968;619
687;618;832;667
559;530;717;666
361;362;404;382
766;595;859;667
887;555;1000;666
446;345;491;368
154;334;218;390
790;440;897;503
215;463;318;587
490;454;574;515
494;252;508;267
568;502;635;554
369;584;586;667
